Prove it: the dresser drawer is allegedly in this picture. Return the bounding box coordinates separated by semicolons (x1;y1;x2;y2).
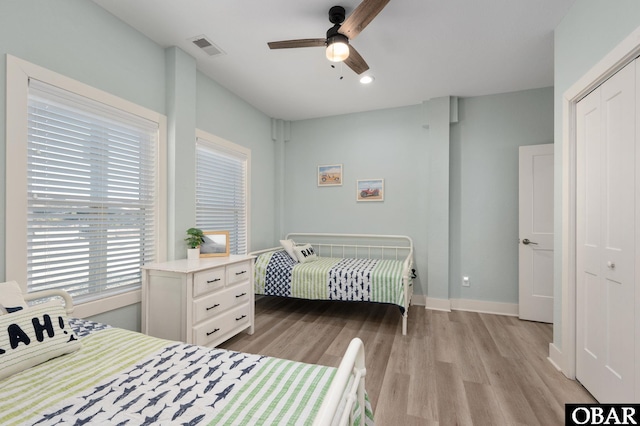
193;303;251;347
193;267;226;297
192;281;251;324
227;261;251;286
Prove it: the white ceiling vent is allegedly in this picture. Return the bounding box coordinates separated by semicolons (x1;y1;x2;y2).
189;35;225;57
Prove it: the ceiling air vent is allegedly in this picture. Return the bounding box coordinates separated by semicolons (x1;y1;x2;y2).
189;35;225;57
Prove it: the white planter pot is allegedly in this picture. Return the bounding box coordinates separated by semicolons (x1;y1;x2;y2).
187;247;200;260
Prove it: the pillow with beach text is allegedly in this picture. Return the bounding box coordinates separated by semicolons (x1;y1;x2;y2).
293;243;317;263
0;302;81;380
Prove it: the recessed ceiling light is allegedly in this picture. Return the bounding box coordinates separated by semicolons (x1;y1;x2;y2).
360;75;375;84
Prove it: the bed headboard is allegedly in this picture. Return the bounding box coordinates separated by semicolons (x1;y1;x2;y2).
285;233;413;262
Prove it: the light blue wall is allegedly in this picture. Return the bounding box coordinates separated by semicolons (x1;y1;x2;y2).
285;88;554;302
166;47;197;260
553;1;640;350
0;0;276;331
89;304;142;333
285;106;430;294
424;97;452;301
450;88;554;303
195;72;276;251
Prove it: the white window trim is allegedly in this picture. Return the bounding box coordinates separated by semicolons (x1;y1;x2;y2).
5;55;167;317
195;128;251;253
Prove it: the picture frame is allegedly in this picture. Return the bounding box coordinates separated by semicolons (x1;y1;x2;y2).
317;164;343;186
356;179;384;202
200;230;230;257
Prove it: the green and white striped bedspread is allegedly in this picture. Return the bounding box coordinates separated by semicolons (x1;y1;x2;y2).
255;250;408;310
0;319;373;425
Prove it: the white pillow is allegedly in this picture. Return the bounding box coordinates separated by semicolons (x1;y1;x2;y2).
279;239;298;262
0;281;28;315
0;302;81;380
293;243;317;263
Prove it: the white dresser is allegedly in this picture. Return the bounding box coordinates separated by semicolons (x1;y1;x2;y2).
141;255;255;347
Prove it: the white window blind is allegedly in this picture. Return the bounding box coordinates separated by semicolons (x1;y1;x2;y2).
195;139;248;255
27;79;158;303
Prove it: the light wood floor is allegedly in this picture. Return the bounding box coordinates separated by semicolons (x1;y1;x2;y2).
219;296;596;425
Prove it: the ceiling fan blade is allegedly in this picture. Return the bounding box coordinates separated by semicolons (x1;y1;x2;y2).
344;45;369;75
267;39;326;49
339;0;390;40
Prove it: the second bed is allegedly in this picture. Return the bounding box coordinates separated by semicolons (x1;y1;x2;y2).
251;233;414;335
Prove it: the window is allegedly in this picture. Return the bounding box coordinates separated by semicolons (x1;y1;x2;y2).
6;56;166;314
26;80;158;301
195;130;250;255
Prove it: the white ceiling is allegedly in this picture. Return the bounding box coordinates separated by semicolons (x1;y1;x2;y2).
92;0;575;121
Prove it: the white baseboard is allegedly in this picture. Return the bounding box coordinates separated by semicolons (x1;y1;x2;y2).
410;294;426;306
548;342;564;373
450;298;519;317
424;297;452;312
421;297;518;317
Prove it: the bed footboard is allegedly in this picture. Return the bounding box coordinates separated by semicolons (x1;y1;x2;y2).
314;337;367;426
402;253;414;335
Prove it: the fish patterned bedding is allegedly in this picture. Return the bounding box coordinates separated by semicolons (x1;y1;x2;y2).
254;250;408;311
0;316;373;425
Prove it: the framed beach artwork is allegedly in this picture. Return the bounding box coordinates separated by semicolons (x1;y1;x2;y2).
317;164;343;186
356;179;384;202
200;230;230;257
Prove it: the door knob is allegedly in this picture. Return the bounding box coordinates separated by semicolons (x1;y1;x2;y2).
522;238;538;245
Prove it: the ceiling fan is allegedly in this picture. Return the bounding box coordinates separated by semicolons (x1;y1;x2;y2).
267;0;390;75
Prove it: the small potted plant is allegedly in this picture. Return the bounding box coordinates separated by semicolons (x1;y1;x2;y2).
185;227;205;260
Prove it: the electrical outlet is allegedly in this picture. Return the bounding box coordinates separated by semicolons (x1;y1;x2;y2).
462;276;470;287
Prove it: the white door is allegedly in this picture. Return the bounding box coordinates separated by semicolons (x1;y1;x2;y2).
518;144;554;323
576;59;636;403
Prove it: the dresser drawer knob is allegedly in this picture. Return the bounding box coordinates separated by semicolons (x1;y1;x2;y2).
235;292;247;298
207;278;221;284
206;328;220;336
206;303;220;311
235;314;247;321
235;270;247;276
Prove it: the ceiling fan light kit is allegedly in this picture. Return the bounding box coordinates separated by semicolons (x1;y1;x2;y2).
267;0;390;75
326;32;350;62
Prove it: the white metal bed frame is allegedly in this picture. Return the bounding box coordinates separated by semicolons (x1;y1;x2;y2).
24;289;74;315
20;289;368;426
251;232;415;335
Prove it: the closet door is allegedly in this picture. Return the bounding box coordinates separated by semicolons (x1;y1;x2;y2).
576;59;636;403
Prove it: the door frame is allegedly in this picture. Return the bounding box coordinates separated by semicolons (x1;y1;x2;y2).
560;25;640;381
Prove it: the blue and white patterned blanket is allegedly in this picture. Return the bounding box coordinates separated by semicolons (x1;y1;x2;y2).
0;319;374;425
255;250;408;311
